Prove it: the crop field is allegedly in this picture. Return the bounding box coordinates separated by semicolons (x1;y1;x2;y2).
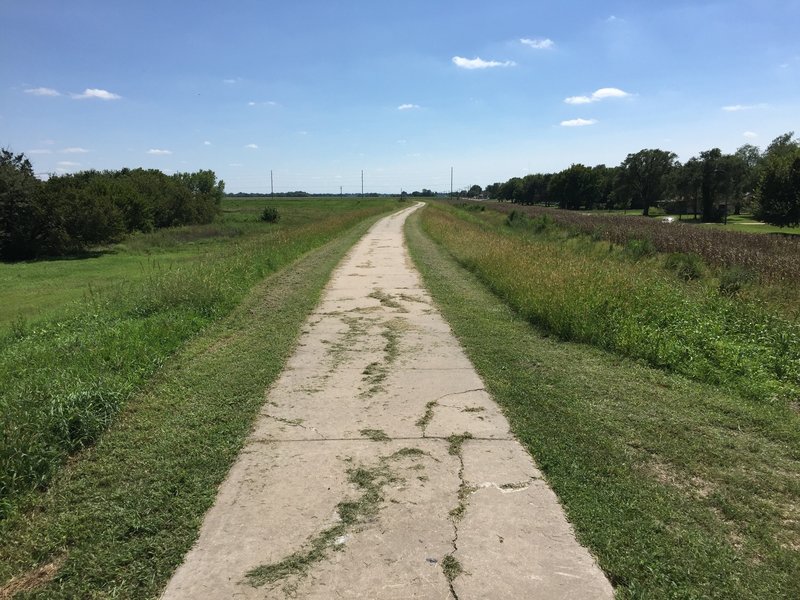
406;203;800;598
0;197;397;521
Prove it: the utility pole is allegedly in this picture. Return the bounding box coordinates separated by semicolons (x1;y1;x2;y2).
270;170;274;198
450;167;453;198
340;185;343;197
361;170;364;197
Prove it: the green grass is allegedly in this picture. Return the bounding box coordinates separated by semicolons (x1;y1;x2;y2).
422;203;800;405
0;198;397;519
0;197;389;328
405;207;800;599
0;208;393;599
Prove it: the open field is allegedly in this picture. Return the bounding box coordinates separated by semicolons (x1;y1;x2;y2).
0;215;390;598
0;198;397;521
406;205;800;598
0;198;391;328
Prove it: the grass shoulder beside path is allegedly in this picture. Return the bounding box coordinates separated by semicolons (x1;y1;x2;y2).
405;207;799;599
0;210;390;599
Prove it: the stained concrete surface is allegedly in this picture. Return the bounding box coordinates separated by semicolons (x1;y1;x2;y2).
161;203;613;599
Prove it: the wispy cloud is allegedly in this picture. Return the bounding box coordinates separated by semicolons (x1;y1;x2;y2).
61;147;89;154
57;161;81;167
147;148;172;155
203;141;212;146
452;56;516;69
722;103;767;112
27;149;52;155
743;131;759;139
397;103;421;110
25;87;60;97
223;77;241;84
565;87;631;104
560;118;598;127
72;88;121;100
248;100;278;107
520;38;554;50
244;143;259;149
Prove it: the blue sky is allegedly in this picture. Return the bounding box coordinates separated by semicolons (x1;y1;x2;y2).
2;0;799;193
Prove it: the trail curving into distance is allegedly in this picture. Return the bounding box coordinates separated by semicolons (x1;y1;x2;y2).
161;203;612;599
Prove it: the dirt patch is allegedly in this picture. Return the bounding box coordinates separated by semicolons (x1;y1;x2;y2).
0;556;65;599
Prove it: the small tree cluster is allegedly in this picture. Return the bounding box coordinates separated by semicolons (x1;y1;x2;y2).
0;150;225;260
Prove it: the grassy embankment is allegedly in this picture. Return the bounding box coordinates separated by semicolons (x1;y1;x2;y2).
406;203;799;599
0;197;399;598
0;197;396;522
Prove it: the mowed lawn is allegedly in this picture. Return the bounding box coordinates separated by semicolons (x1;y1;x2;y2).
0;197;383;328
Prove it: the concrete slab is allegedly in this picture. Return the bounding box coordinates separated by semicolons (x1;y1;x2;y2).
161;203;613;599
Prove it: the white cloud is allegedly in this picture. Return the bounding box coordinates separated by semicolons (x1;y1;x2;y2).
564;95;592;105
25;87;60;97
57;161;81;167
245;143;259;149
565;87;631;104
223;78;241;84
203;141;212;146
397;139;407;144
397;103;420;110
743;131;759;139
248;101;257;106
722;103;767;112
248;100;278;107
452;56;516;69
27;149;52;155
61;147;89;154
73;88;121;100
560;118;598;127
147;148;172;155
520;38;554;50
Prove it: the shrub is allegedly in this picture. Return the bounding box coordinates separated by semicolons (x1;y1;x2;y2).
624;238;657;260
719;266;755;297
664;252;704;281
260;206;280;223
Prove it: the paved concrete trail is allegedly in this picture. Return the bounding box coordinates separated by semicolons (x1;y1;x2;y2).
162;204;612;599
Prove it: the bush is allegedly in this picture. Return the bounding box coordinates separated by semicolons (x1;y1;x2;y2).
624;238;657;260
260;206;280;223
664;252;704;281
719;266;755;297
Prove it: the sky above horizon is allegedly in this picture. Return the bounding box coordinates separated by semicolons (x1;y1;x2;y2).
2;0;799;193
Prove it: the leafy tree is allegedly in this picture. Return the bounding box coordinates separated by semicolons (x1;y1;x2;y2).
466;184;482;198
548;164;601;210
672;158;703;218
0;149;42;260
755;134;800;227
618;149;678;216
498;177;522;202
699;148;727;222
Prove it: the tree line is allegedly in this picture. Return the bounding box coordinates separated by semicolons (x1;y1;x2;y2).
470;132;800;227
0;150;225;260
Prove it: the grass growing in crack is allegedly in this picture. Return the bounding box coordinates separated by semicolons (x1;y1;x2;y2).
368;289;408;312
441;554;463;582
359;318;405;397
406;207;800;599
461;406;485;413
245;462;394;587
359;428;390;442
447;432;474;456
416;400;437;432
246;447;429;589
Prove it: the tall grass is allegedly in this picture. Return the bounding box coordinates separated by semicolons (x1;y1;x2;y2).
0;201;396;518
421;204;800;405
456;201;800;285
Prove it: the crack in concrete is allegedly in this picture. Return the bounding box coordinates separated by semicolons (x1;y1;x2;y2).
417;388;487;438
446;442;467;599
263;415;326;439
248;436;514;444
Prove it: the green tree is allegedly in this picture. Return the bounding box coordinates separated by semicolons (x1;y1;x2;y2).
0;149;42;260
755;133;800;227
466;184;482;198
548;164;601;210
700;148;725;222
618;149;678;216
